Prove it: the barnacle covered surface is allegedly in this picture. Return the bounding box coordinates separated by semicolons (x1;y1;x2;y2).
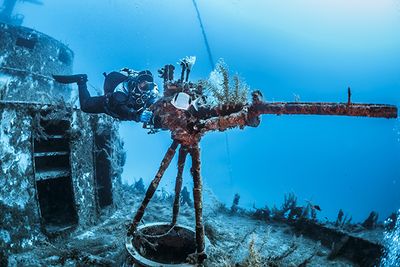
0;107;42;254
0;22;73;103
0;101;124;258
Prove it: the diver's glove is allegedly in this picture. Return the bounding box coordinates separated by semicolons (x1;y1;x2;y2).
139;110;153;123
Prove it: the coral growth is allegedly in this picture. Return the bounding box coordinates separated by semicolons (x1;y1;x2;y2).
202;59;249;106
335;209;352;229
251;204;271;221
241;237;262;267
250;193;323;224
271;192;298;221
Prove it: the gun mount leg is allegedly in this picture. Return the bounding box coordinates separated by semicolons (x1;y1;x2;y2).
128;140;179;235
172;145;188;225
188;143;207;263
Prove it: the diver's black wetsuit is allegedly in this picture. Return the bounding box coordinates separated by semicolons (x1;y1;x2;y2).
54;71;158;122
77;72;138;121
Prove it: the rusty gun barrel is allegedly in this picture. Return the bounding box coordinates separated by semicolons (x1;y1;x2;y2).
252;102;398;119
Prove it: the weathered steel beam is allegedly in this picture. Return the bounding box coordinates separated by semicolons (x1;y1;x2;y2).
189;143;207;263
292;219;383;267
172;145;188;225
128;140;179;235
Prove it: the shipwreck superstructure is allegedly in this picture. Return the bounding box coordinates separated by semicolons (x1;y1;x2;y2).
0;22;124;254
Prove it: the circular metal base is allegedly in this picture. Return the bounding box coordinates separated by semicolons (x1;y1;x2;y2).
126;222;207;267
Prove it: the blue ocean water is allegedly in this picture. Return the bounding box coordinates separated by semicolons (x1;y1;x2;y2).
16;0;400;222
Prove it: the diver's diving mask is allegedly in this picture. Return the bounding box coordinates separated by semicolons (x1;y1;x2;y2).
138;81;157;92
133;82;158;105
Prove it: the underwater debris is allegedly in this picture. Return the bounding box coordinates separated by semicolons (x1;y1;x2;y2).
202;207;342;266
283;192;298;210
302;201;321;222
271;192;298;221
155;187;173;203
158;64;175;83
328;235;350;260
230;193;241;214
293;218;383;266
362;211;379;230
336;209;344;227
251;204;271;222
335;209;352;229
132;178;146;194
180;186;193;207
228;195;385;266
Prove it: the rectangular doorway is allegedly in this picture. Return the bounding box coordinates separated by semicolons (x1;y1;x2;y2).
34;119;78;235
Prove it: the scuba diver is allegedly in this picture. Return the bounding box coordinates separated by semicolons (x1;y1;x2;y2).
52;69;159;123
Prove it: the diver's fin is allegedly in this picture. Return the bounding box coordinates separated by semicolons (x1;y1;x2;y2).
52;74;87;84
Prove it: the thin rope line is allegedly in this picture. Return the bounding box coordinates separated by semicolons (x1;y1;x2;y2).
192;0;215;69
191;0;234;185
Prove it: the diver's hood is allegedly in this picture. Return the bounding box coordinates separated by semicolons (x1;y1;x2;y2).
171;92;200;111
